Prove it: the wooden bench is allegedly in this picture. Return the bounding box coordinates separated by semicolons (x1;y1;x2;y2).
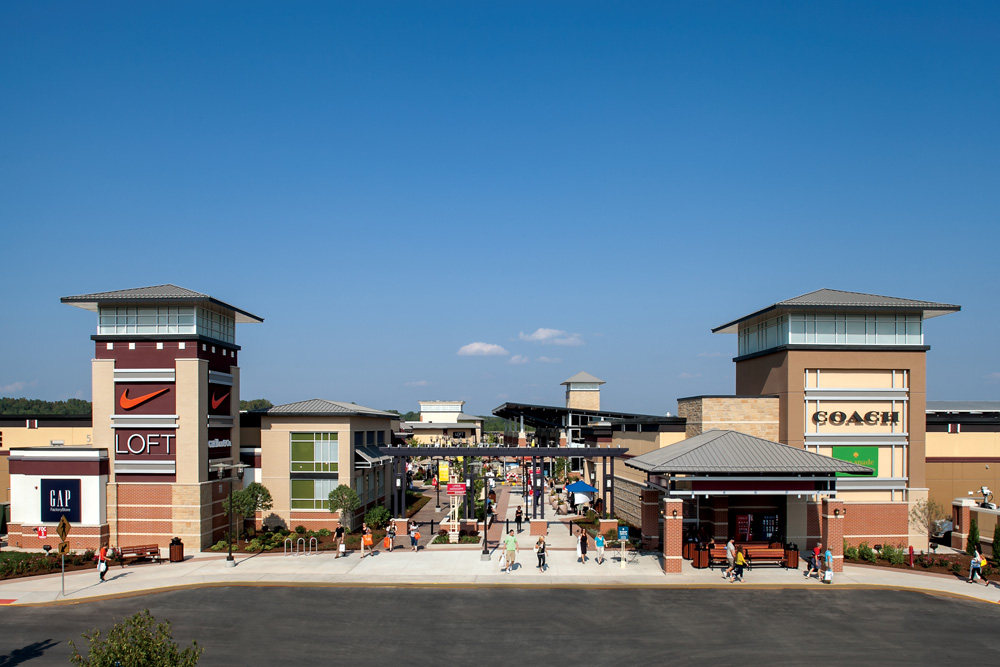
118;544;163;564
708;544;789;570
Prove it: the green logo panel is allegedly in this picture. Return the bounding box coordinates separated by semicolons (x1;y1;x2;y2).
832;446;878;477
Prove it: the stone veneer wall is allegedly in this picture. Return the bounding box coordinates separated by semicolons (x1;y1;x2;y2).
677;396;780;441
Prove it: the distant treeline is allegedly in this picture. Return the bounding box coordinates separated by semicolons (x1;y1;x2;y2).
0;397;92;416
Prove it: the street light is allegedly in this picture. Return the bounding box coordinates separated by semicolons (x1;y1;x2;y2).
211;461;248;567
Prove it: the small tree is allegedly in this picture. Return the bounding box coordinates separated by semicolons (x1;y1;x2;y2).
223;483;274;540
328;485;360;532
69;609;202;666
908;498;948;540
967;518;980;556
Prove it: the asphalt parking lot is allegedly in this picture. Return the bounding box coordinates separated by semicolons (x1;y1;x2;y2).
0;586;995;665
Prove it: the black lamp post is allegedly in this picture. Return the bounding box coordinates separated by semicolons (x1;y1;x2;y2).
213;461;248;566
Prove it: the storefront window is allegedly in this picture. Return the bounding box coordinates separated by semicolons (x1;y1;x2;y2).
291;478;338;510
290;432;339;472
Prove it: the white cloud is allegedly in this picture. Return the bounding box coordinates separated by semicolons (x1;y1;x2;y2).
697;351;722;358
987;372;1000;380
508;355;529;365
0;381;27;394
518;328;584;346
678;372;702;379
457;342;509;356
537;356;562;364
404;380;429;387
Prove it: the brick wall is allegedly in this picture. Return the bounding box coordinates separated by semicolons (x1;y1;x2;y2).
821;498;845;572
662;498;683;573
842;502;909;548
7;524;109;551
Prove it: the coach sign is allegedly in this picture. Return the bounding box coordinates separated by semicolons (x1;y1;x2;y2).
40;479;81;523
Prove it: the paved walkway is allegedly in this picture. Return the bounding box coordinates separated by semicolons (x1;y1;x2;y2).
2;534;999;607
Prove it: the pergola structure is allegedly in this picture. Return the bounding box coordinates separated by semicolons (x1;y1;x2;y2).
378;446;629;521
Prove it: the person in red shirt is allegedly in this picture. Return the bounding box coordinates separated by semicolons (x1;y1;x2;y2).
97;545;108;583
804;542;822;579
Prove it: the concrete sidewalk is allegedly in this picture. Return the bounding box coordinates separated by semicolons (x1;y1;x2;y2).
2;539;998;607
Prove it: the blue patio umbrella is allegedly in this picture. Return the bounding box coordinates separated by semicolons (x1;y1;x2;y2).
565;480;598;493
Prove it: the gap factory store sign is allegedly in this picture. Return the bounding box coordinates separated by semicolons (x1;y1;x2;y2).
40;479;81;523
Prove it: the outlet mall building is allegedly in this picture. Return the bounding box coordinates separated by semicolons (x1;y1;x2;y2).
0;286;997;562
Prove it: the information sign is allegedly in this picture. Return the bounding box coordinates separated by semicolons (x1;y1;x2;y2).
446;483;467;496
618;526;629;541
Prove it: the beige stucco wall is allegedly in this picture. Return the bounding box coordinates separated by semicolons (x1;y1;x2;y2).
566;390;600;411
175;358;208;485
677;396;780;440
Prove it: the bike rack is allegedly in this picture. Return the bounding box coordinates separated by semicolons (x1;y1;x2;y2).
309;537;318;554
283;538;293;556
296;537;305;555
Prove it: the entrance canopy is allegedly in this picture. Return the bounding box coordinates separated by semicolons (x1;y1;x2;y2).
626;429;873;497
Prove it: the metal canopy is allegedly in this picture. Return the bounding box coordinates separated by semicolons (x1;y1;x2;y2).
377;446;628;458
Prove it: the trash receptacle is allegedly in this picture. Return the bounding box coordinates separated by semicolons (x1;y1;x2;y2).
169;537;183;562
784;542;799;569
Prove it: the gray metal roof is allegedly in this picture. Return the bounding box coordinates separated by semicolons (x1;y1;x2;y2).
61;284;263;323
625;429;874;475
927;401;1000;413
260;399;397;418
713;289;960;333
561;371;606;385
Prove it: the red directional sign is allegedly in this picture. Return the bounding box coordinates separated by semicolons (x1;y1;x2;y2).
446;483;467;496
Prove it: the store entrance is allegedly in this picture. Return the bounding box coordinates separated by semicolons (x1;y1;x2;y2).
728;496;785;544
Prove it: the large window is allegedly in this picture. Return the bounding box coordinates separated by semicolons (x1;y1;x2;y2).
740;313;923;355
291;479;339;510
98;304;236;343
290;432;339;472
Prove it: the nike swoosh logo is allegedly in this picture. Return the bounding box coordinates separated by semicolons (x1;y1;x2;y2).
211;391;231;410
119;387;169;410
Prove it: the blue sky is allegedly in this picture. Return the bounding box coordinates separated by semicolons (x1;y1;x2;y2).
1;2;997;417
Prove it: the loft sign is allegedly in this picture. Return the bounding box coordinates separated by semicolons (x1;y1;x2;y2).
812;411;899;426
115;433;174;455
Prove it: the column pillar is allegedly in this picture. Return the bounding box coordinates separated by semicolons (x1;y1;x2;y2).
821;497;845;573
662;498;683;574
952;498;974;552
640;489;661;550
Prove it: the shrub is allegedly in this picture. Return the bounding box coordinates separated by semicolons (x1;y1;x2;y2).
317;528;331;537
69;609;203;666
858;542;877;564
881;544;906;566
364;505;391;530
294;525;307;535
951;562;962;574
967;519;980;556
280;528;291;537
845;546;859;561
246;538;265;553
209;540;228;552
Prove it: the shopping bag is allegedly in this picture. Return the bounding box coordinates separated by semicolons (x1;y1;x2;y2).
823;569;834;584
98;560;108;574
499;553;507;570
414;532;421;540
383;537;391;549
362;535;373;547
338;543;346;553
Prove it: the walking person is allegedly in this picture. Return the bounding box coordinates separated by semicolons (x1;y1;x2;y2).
386;521;397;553
579;531;589;564
515;506;523;533
595;532;606;565
724;538;736;580
969;545;986;584
804;542;822;579
732;547;747;583
360;522;373;558
97;544;108;583
535;536;547;571
334;523;345;558
409;522;419;552
504;530;518;572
